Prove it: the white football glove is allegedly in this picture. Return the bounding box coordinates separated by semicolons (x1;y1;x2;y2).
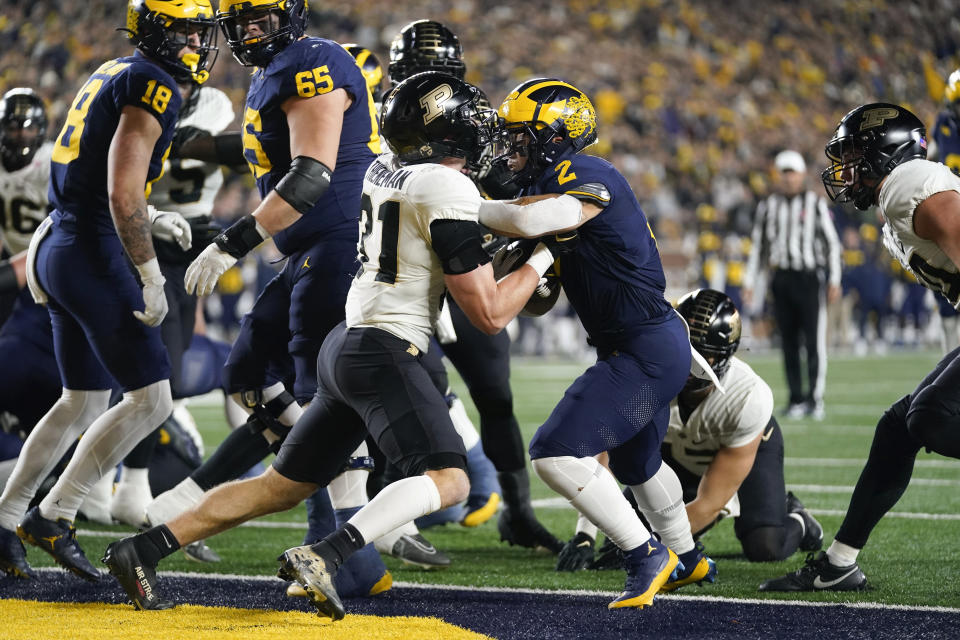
185;243;236;297
148;205;193;250
133;257;168;327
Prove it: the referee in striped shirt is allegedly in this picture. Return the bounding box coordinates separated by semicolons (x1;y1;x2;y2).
743;150;842;421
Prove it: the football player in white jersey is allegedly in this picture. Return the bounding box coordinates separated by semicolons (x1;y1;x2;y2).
762;103;960;591
664;290;822;562
102;72;559;618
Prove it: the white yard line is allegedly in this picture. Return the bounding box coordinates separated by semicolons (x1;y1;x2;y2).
32;566;958;615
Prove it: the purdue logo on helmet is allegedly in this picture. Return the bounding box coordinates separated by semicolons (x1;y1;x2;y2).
343;44;384;103
822;102;926;211
217;0;309;67
125;0;219;84
676;289;742;390
0;88;48;172
388;20;465;84
380;71;495;170
494;78;598;187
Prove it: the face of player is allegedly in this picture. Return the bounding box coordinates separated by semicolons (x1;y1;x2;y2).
238;10;280;41
505;130;530;173
779;169;806;196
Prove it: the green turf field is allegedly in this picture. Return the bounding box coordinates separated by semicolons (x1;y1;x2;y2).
34;349;960;608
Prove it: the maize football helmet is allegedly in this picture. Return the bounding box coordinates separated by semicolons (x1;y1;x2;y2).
343;44;385;103
124;0;218;84
217;0;308;67
380;71;495;170
495;78;598;187
0;88;47;172
822;102;926;211
676;288;742;390
388;20;465;84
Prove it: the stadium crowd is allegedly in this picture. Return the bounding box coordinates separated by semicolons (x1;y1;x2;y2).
2;0;959;353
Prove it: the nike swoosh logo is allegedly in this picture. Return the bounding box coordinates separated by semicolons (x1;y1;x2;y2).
813;567;858;589
761;427;774;442
160;530;172;548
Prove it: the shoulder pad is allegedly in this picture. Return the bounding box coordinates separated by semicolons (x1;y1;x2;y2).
564;182;611;207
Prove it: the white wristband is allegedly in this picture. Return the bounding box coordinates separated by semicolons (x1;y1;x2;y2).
525;243;555;277
135;257;164;285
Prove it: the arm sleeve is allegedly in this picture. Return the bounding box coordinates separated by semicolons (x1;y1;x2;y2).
477;194;582;237
430;219;491;275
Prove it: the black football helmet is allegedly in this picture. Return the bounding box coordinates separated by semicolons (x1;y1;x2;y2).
217;0;308;67
677;288;742;390
380;71;495;170
494;78;598;187
0;88;48;172
388;20;465;84
343;44;385;103
822;102;927;211
124;0;218;84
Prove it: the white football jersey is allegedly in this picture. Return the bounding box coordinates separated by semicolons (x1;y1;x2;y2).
0;141;52;254
346;154;482;352
150;86;234;219
878;158;960;308
663;357;774;476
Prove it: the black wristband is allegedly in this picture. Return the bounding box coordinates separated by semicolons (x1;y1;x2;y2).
0;261;16;295
214;215;264;259
274;156;333;214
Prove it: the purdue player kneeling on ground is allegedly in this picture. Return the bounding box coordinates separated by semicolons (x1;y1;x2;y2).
102;72;558;619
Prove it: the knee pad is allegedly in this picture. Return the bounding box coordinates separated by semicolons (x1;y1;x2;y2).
740;525;786;562
531;455;601;500
238;385;298;452
329;443;374;510
906;389;960;458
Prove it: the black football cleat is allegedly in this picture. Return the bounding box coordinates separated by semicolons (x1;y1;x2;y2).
786;492;824;551
102;538;174;610
17;507;100;581
497;509;563;554
0;524;35;579
556;532;595;571
758;551;867;592
277;545;345;621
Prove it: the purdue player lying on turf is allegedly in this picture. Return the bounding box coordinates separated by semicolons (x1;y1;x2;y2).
102;72;558;617
762;103;960;592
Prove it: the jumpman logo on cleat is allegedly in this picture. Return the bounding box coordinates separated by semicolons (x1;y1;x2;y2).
41;535;60;550
646;542;656;556
302;257;311;269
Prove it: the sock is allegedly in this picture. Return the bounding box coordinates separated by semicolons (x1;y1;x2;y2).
133;524;181;567
678;546;701;571
347;475;442;545
629;461;695;555
312;523;365;568
575;513;599;540
826;540;861;567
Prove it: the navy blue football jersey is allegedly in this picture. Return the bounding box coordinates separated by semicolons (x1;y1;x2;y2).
241;38;380;254
934;111;960;176
526;152;673;346
49;52;182;234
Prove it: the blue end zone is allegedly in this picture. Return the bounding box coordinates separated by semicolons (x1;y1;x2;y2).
2;571;958;639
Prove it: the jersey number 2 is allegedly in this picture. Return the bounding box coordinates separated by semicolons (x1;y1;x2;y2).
358;193;400;285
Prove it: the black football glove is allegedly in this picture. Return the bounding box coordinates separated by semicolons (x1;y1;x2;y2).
539;231;579;256
556;532;596;571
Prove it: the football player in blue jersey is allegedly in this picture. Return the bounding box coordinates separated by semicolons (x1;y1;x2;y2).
384;20;560;553
104;0;391;607
477;79;710;609
0;0;218;581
